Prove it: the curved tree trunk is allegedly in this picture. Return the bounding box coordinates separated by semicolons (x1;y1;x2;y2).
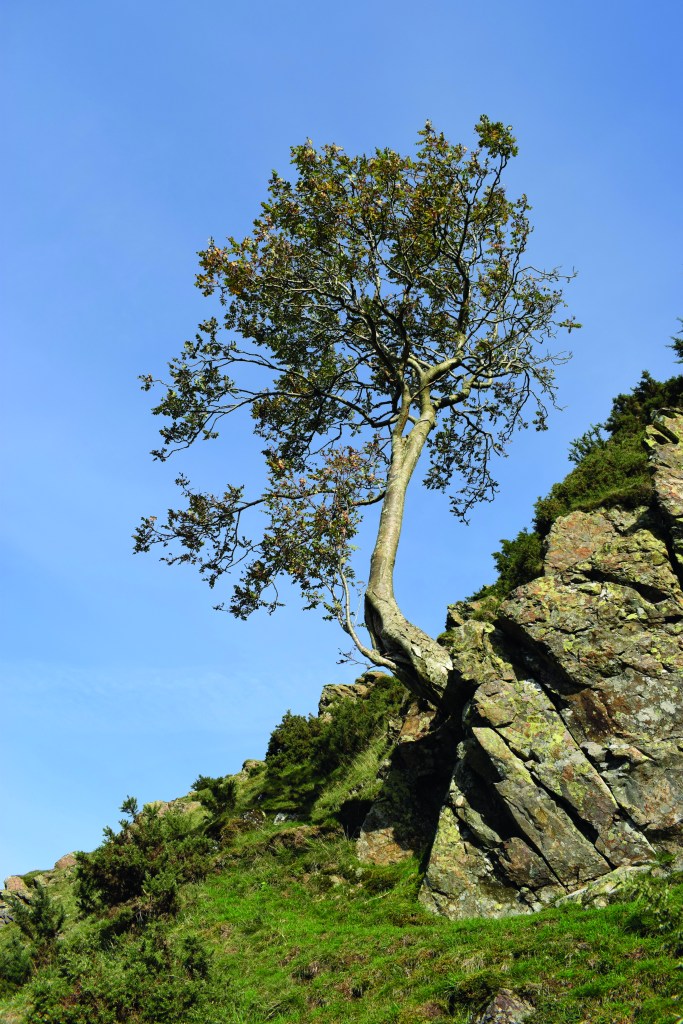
364;410;454;707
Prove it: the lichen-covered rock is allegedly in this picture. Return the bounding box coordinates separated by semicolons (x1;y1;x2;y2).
501;511;683;844
54;852;78;871
646;410;683;571
420;414;683;919
420;775;530;918
474;989;534;1024
3;876;31;901
441;619;516;690
475;991;532;1024
553;862;655;909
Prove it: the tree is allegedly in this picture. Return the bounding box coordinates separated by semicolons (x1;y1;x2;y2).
135;118;577;706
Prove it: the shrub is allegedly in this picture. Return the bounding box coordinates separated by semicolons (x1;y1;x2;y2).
266;711;324;774
473;367;683;601
28;925;213;1024
0;933;32;990
567;423;607;465
623;872;683;953
259;676;407;815
474;529;545;600
192;774;237;839
7;883;65;947
76;799;212;924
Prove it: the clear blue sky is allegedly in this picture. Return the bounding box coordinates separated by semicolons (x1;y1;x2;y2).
2;0;681;880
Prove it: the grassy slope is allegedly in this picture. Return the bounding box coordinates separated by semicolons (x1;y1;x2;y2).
4;369;683;1022
1;822;681;1023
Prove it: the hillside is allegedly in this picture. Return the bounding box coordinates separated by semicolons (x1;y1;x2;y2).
2;369;683;1023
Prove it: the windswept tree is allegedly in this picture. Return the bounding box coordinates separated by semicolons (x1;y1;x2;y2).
135;118;577;706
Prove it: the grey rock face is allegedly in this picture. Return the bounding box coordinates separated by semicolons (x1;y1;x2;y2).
418;411;683;919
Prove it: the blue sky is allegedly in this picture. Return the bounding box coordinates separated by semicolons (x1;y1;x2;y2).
2;0;681;880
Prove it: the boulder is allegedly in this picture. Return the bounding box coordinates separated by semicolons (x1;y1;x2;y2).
3;876;31;902
357;703;458;865
54;852;78;871
474;990;534;1024
420;414;683;918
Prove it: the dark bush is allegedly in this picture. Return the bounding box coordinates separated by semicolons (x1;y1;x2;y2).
266;712;323;773
0;933;32;990
192;774;237;839
28;925;212;1024
76;800;212;924
478;529;545;599
7;883;65;948
259;677;406;813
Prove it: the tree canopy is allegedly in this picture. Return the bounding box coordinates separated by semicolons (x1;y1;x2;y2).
135;117;577;705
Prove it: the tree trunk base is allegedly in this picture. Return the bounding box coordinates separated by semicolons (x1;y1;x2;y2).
365;590;453;707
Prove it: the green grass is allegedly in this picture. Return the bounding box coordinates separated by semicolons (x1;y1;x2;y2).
310;733;392;823
3;820;682;1023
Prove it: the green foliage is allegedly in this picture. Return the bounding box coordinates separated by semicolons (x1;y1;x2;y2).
28;925;213;1024
192;774;237;839
310;733;391;824
446;969;504;1014
604;368;683;437
475;529;544;599
533;369;683;536
75;800;212;925
7;884;65;947
136;118;575;672
532;425;653;536
623;870;683;953
567;423;606;465
3;814;683;1023
669;318;683;362
0;933;32;991
0;885;66;996
266;711;324;774
260;677;406;814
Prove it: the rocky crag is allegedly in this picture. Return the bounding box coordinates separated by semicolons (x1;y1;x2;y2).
356;410;683;919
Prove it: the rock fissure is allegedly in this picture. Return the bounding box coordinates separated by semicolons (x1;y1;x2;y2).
579;567;682;609
522;764;612;865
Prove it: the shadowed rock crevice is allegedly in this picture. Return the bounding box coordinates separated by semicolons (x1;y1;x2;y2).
356;704;460;866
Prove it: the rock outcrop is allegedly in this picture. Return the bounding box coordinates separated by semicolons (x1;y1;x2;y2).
363;411;683;919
